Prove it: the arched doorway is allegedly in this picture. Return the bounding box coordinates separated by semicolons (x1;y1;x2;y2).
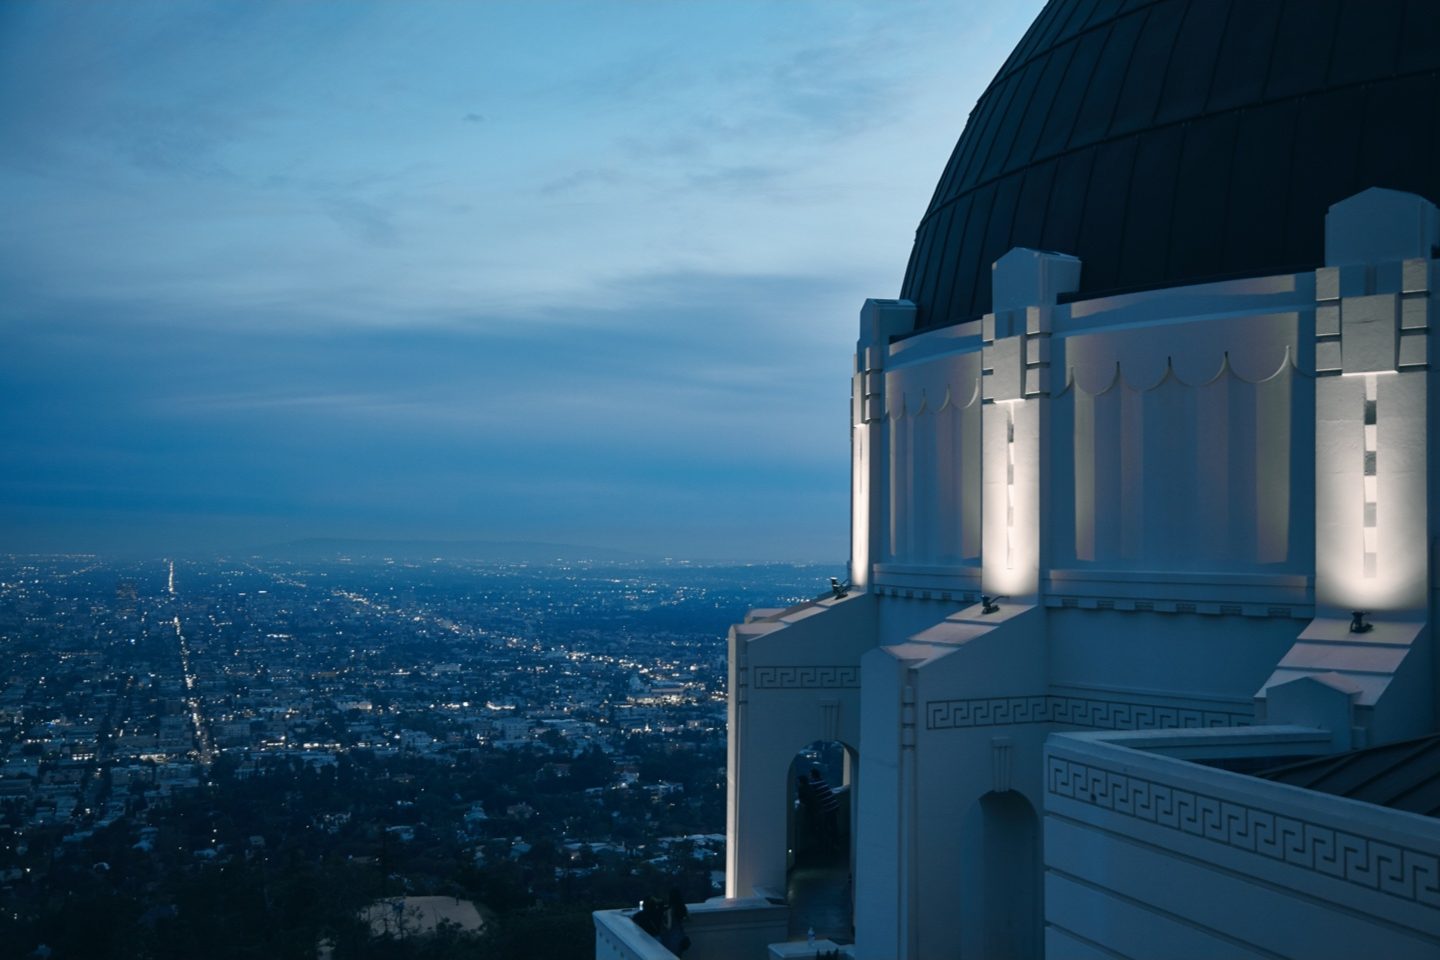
959;790;1041;960
786;740;856;943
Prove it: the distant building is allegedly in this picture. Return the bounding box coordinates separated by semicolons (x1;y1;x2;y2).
597;1;1440;958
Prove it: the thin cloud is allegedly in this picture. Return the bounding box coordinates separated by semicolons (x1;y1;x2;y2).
321;196;400;247
684;164;785;194
538;167;625;197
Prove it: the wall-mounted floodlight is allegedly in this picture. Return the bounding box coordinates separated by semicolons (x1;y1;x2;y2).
981;595;1004;615
1350;610;1373;634
830;577;851;599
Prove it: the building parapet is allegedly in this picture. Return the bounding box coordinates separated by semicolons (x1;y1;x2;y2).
1044;726;1440;957
594;896;789;960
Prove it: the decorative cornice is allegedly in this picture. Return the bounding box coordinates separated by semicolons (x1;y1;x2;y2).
1048;755;1440;908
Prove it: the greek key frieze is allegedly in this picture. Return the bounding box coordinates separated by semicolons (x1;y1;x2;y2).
1047;756;1440;908
750;665;860;690
925;694;1250;731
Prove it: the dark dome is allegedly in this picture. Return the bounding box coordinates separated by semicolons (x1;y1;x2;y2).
901;0;1440;327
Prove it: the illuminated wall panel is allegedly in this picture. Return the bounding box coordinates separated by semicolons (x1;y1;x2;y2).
1058;314;1304;573
883;350;983;566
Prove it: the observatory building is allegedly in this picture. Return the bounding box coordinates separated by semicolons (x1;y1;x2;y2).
597;0;1440;957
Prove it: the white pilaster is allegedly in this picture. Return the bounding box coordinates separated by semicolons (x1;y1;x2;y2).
853;300;916;589
1313;189;1435;616
980;249;1080;601
1264;188;1437;744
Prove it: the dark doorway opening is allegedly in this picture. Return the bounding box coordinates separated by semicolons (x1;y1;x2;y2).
786;740;855;944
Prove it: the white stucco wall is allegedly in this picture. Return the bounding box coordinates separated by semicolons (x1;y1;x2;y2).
727;593;875;899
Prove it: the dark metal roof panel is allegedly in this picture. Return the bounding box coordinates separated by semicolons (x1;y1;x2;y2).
1257;734;1440;818
1108;0;1185;137
1153;0;1230;124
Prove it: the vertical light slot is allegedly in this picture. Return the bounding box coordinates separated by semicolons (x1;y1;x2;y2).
1362;374;1378;578
1006;404;1016;570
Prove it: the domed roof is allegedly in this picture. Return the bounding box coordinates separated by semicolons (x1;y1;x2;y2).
901;0;1440;327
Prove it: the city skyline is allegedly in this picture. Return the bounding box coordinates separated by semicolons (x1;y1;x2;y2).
0;0;1043;560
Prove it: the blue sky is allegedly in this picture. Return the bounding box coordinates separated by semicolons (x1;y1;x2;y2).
0;0;1041;560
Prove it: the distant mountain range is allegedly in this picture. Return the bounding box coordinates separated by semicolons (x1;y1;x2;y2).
251;538;650;563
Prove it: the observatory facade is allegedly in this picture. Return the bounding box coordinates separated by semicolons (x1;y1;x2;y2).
597;1;1440;957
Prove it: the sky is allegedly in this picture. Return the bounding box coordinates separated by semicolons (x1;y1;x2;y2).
0;0;1042;561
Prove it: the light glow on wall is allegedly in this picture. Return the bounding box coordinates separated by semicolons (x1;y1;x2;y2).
983;398;1037;600
1006;403;1016;571
1315;370;1426;613
1362;374;1379;579
852;420;871;589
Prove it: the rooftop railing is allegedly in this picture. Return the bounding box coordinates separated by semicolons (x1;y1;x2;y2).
595;895;789;960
